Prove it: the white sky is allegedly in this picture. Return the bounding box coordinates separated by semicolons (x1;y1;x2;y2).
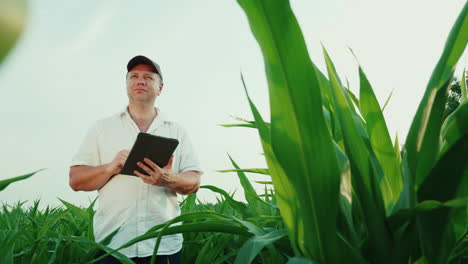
0;0;466;207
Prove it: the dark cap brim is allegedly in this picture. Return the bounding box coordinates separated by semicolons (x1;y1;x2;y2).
127;55;163;81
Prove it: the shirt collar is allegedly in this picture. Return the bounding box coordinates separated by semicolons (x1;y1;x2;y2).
120;106;169;131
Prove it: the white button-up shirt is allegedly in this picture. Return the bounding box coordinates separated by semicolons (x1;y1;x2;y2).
71;107;202;257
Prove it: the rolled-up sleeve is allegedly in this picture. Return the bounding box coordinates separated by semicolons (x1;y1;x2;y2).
177;128;203;174
71;122;101;167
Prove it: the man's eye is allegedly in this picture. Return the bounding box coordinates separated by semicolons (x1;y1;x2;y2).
145;76;153;80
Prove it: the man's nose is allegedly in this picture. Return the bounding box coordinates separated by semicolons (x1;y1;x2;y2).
137;77;146;85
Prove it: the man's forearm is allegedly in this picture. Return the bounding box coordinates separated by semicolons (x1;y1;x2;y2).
168;171;201;195
69;165;114;191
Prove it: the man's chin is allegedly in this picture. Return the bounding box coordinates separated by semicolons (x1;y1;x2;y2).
130;96;154;104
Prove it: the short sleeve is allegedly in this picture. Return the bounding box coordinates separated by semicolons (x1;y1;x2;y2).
70;122;101;167
177;127;203;174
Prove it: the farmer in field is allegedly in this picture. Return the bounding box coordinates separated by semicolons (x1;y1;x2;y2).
69;55;202;264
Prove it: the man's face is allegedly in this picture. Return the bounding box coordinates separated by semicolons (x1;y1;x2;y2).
126;64;163;103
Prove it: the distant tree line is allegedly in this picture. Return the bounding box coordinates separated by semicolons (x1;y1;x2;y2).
444;70;467;118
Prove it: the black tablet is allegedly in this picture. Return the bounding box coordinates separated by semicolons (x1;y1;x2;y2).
120;133;179;176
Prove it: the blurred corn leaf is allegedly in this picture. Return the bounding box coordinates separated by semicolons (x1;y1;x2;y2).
0;0;27;65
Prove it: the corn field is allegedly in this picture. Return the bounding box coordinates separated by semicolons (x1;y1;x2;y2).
1;0;467;263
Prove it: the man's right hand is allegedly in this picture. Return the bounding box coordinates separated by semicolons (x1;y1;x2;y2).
70;149;130;191
106;150;130;175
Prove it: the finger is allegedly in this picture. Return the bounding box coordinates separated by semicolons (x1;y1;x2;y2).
144;158;163;172
117;153;128;161
137;161;155;175
119;150;130;157
134;170;152;181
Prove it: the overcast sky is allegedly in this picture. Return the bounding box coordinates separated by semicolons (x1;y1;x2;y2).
0;0;466;207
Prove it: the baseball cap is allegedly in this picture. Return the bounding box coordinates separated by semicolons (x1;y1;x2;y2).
127;55;163;81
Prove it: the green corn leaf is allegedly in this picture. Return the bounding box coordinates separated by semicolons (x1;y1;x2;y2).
337;195;359;246
389;197;468;230
255;181;273;185
48;238;61;264
228;155;265;215
392;148;415;215
218;168;270;175
232;216;263;235
323;47;392;261
98;227;121;246
440;102;468;153
358;64;403;212
404;2;468;188
0;170;42;191
194;234;231;264
91;212;254;263
391;218;420;263
180;192;197;213
36;208;70;240
314;62;335;118
416;132;468;263
237;0;343;261
234;229;288;264
58;198;88;219
213;252;239;264
120;218;253;255
200;185;249;216
451;204;467;241
334;143;352;203
394;134;401;164
240;74;300;255
336;232;370;264
316;73;338;145
0;230;18;264
86;198;97;241
220;123;257;129
62;237;134;264
418;133;468;204
448;232;468;264
286;257;319;264
345;88;360;111
381;90;393;112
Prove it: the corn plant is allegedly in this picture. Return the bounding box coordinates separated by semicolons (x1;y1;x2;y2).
0;200;95;263
101;156;290;264
231;0;468;263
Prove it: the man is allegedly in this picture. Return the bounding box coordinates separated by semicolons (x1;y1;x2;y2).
69;55;202;264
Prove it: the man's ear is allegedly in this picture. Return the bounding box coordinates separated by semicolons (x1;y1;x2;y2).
159;82;164;93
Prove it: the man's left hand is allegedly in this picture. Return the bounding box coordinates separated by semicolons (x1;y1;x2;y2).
134;156;178;187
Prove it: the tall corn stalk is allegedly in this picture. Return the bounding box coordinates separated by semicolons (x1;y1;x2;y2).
236;0;468;263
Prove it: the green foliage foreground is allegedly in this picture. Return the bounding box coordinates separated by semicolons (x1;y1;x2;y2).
232;0;468;263
0;174;287;264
